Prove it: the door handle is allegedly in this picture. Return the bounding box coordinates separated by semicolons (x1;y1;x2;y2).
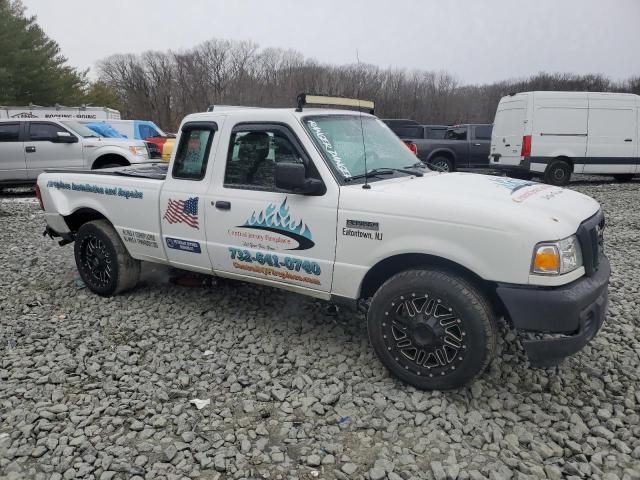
215;201;231;210
624;138;633;142
504;144;511;147
473;143;482;146
25;146;36;153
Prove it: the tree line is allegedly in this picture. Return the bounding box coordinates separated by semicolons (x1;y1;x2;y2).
98;38;640;131
2;0;638;131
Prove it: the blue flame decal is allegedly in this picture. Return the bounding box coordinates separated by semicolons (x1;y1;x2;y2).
243;198;313;241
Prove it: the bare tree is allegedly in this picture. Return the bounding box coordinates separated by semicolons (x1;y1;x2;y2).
97;37;640;131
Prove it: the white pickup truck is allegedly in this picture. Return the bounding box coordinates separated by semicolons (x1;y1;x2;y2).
36;95;610;390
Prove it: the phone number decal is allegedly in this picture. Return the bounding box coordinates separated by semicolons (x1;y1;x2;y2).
228;247;321;276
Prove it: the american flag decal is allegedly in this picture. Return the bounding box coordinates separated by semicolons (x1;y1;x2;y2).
163;197;199;229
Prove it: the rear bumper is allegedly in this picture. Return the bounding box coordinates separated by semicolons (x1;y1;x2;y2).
490;156;530;172
496;255;610;366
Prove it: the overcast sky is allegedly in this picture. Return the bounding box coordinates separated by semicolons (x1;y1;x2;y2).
21;0;640;85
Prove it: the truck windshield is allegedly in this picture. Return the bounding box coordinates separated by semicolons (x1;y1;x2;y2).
303;115;423;182
61;121;101;138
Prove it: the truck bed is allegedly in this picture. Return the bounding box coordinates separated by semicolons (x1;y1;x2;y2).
44;163;168;180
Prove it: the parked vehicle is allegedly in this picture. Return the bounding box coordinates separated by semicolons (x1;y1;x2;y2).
1;105;120;120
389;123;493;171
37;94;609;390
384;122;448;140
80;120;176;162
84;122;162;160
490;91;640;185
0;118;150;187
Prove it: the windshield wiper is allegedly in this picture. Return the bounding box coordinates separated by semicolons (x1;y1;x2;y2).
404;161;428;169
346;167;423;182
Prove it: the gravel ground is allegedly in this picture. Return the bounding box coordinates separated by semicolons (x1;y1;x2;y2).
1;179;639;480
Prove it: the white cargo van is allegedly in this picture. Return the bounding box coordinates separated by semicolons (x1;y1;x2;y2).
490;91;639;185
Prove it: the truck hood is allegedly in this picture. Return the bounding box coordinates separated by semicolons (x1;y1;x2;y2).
343;172;600;238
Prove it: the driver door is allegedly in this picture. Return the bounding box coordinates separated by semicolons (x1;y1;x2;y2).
205;123;339;294
25;122;84;178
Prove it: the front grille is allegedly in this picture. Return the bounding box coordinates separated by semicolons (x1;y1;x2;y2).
576;210;605;276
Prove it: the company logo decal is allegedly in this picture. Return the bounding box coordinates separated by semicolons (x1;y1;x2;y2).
166;237;201;253
488;177;561;203
488;177;537;193
234;198;314;250
343;219;383;241
46;180;143;199
163;197;199;229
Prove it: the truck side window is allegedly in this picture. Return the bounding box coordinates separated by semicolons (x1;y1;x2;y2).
172;126;215;180
29;123;66;142
445;127;467;141
0;123;20;142
138;124;158;140
224;129;304;191
474;126;492;140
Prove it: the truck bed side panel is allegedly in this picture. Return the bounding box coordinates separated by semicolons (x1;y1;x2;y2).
38;172;167;263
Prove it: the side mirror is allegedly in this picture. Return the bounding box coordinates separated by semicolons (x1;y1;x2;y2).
275;162;324;195
56;132;78;143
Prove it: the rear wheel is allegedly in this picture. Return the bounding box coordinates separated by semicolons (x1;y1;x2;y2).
74;220;140;296
367;269;496;390
613;174;634;182
429;157;454;173
543;159;572;186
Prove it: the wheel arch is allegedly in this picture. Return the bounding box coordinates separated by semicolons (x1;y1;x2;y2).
358;253;505;317
63;207;112;233
548;155;574;171
92;153;130;169
426;148;456;163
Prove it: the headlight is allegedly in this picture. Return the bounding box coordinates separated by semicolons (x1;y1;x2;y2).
129;146;148;157
531;235;582;275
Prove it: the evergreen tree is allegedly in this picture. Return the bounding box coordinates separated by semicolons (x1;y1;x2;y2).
0;0;87;105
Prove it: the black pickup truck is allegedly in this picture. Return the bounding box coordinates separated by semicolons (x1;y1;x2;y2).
383;122;493;172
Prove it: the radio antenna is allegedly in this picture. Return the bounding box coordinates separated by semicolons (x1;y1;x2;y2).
356;49;370;189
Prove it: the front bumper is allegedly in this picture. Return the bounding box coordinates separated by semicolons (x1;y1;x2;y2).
496;255;610;367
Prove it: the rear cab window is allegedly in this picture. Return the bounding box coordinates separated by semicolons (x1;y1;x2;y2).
172;123;217;180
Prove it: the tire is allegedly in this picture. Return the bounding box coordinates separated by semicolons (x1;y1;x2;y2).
367;269;496;390
429;157;454;173
543;159;572;186
74;220;140;296
613;174;634;182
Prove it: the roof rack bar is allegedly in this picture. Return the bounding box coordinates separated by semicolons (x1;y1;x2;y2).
296;93;375;114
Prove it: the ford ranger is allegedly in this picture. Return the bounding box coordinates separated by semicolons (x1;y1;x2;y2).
36;94;610;390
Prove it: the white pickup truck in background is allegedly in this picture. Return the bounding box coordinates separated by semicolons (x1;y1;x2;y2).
0;118;150;188
36;95;610;390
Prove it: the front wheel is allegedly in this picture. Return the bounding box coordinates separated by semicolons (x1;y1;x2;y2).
543;159;572;186
429;157;454;172
367;269;496;390
74;220;140;296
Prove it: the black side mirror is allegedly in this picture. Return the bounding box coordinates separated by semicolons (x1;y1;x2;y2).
55;132;78;143
275;162;324;195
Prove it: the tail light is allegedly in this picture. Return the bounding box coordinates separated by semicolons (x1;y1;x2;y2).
521;135;532;158
35;184;44;210
405;142;418;155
